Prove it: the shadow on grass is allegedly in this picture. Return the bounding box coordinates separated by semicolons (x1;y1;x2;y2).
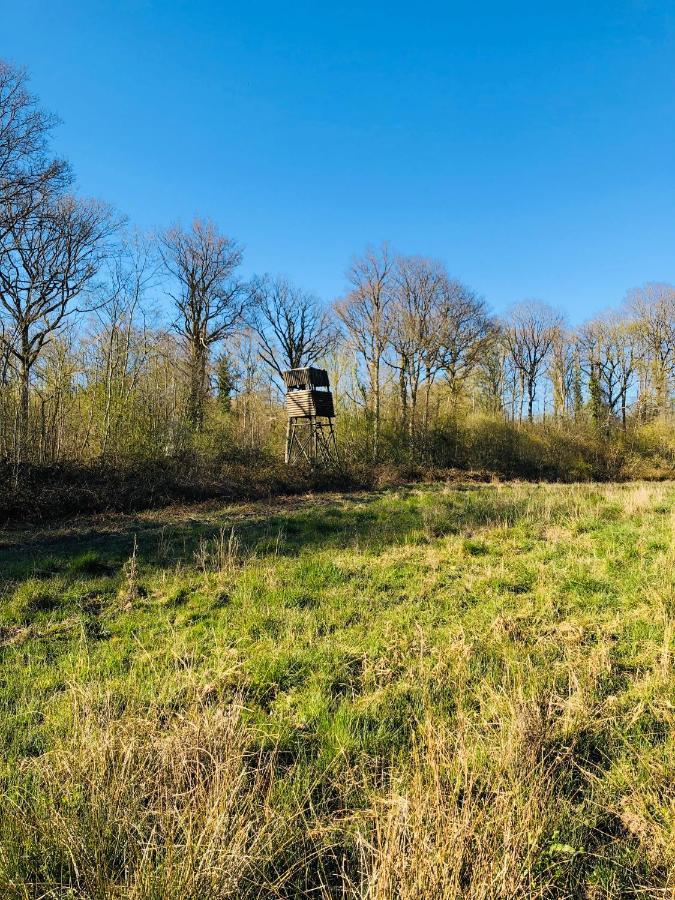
0;483;546;584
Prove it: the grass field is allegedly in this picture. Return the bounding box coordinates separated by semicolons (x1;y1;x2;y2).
0;481;674;898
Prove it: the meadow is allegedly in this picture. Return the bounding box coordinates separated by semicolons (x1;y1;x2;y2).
0;481;673;898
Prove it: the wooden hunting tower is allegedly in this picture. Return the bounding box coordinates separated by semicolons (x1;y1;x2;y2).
282;367;338;466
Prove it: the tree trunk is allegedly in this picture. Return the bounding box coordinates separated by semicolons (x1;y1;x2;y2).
188;341;207;430
422;366;432;434
656;362;669;418
410;377;419;439
399;359;408;438
18;328;31;462
373;355;380;461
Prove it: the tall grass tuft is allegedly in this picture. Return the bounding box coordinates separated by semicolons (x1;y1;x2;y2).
361;701;563;899
0;691;321;899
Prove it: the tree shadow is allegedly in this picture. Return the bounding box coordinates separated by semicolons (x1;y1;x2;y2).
0;483;532;583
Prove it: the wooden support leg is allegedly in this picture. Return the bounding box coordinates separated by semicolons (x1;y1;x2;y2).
285;418;292;464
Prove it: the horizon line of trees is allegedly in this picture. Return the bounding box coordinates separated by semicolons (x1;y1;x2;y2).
2;58;675;472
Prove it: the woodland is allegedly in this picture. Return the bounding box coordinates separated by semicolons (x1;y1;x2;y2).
1;57;675;519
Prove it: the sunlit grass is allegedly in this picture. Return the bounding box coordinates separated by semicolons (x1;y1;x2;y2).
0;481;674;897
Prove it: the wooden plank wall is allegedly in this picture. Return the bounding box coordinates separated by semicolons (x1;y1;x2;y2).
285;389;334;418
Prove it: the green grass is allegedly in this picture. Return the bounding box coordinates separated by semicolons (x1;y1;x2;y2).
0;482;674;898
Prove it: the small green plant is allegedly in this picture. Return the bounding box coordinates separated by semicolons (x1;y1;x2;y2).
68;550;111;576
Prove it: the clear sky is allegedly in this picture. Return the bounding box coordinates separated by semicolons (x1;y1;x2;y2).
3;0;675;321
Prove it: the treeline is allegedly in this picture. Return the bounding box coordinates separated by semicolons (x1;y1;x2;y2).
1;59;675;517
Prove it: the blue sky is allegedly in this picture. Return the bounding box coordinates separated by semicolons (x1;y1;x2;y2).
3;0;675;321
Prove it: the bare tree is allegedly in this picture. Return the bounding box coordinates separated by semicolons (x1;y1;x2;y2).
33;327;78;463
251;275;336;384
87;234;157;456
0;59;70;236
503;301;562;422
160;219;247;430
437;278;494;396
578;315;639;429
627;283;675;417
224;328;271;448
0;194;116;458
335;244;394;459
388;255;446;436
549;326;575;420
476;333;511;414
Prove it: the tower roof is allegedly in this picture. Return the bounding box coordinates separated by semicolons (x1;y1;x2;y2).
282;367;330;390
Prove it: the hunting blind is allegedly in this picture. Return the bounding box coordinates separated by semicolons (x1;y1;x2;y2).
282;367;338;466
